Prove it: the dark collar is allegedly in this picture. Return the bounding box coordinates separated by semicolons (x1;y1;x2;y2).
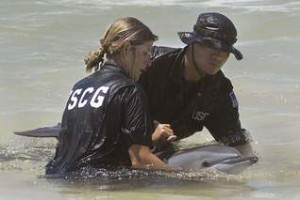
169;46;188;83
100;60;130;78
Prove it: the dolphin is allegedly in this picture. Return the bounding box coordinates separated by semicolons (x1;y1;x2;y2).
14;124;258;174
167;144;258;174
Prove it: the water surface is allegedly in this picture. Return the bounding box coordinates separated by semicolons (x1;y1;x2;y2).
1;0;300;199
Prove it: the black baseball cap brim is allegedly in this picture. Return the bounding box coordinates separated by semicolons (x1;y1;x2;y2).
178;31;243;60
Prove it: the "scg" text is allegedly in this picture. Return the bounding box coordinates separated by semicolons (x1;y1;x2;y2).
67;86;110;110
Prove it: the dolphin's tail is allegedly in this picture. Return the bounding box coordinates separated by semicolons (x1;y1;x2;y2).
14;123;61;138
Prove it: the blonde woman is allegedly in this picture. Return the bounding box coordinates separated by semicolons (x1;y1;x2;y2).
46;17;169;176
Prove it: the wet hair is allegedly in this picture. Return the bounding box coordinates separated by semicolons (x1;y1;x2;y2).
84;17;158;73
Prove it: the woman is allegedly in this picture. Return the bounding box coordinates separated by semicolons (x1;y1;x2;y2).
46;17;169;176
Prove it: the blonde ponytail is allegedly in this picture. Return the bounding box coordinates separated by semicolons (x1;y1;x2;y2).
84;47;106;73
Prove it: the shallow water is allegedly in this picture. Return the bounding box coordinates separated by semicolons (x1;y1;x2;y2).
1;0;300;199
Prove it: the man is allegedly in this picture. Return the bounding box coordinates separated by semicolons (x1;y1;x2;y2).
139;12;254;158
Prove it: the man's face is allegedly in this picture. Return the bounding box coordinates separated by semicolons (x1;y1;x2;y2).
191;42;230;75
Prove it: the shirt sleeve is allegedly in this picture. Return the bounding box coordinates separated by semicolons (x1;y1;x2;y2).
204;78;252;146
116;85;154;147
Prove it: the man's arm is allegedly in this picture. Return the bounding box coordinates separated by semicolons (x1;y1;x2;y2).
204;77;254;155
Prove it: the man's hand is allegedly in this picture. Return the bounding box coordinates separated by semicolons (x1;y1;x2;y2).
233;143;256;157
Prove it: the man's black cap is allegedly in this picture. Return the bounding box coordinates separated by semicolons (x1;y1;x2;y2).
178;12;243;60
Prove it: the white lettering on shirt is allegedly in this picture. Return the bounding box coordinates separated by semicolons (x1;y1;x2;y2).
78;87;94;108
90;86;109;108
67;89;82;110
67;86;110;110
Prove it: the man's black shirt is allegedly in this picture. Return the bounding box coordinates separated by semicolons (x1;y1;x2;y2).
139;46;251;147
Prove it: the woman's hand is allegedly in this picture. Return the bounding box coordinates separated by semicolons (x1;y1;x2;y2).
152;122;177;143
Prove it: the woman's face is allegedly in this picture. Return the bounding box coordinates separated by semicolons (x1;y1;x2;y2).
191;42;230;75
124;41;153;81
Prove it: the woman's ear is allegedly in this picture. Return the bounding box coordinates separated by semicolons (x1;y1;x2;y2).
123;43;132;54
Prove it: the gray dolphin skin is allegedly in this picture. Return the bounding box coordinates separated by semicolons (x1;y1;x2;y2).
14;123;61;138
14;125;258;174
167;144;258;174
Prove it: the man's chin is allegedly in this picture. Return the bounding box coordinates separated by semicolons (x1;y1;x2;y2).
206;70;219;75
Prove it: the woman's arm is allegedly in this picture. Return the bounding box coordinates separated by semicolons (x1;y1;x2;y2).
128;144;171;170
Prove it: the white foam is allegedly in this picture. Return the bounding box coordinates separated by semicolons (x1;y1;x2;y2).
56;0;186;7
51;0;300;12
202;0;300;12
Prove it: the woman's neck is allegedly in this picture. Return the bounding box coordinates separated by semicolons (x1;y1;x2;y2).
111;57;137;81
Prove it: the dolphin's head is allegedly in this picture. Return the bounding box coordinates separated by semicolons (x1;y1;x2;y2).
205;155;258;174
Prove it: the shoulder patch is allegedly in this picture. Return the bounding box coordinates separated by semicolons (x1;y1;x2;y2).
229;92;239;108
